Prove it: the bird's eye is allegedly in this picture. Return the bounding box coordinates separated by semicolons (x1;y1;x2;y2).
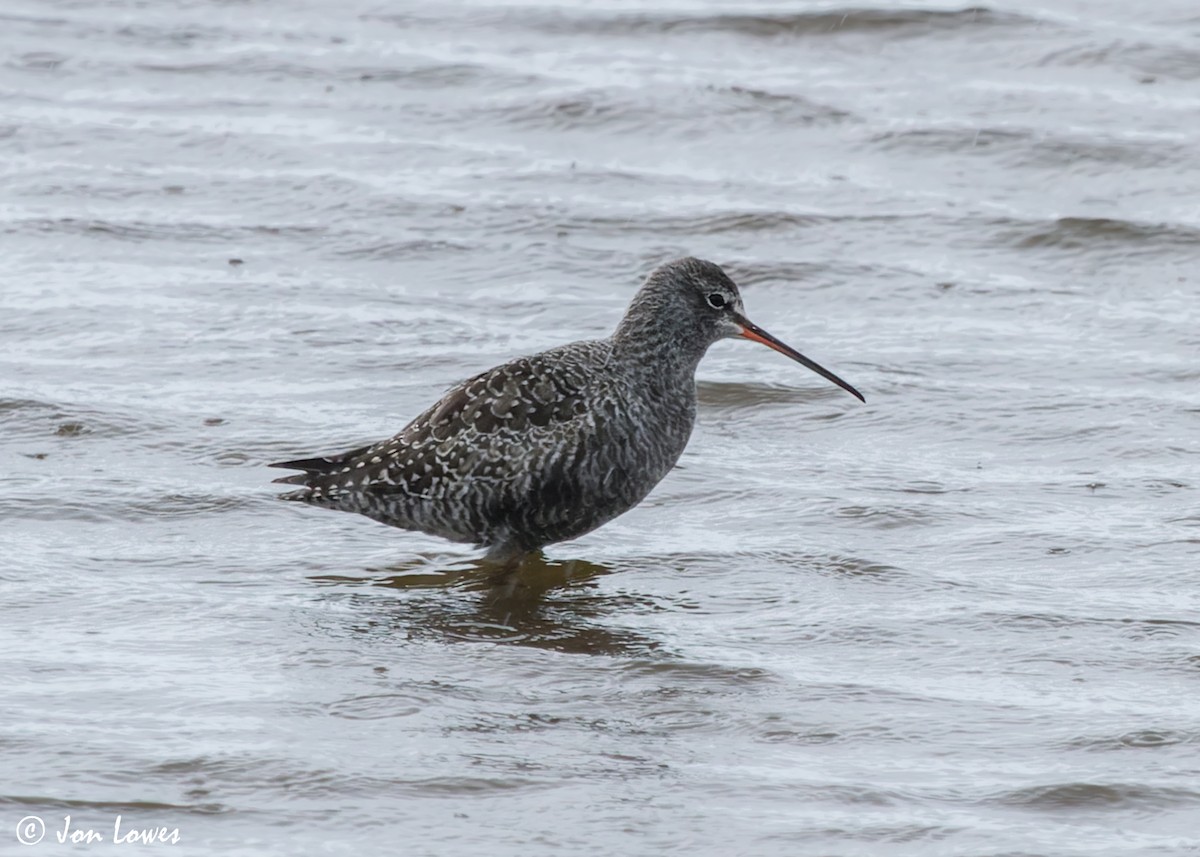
706;293;727;309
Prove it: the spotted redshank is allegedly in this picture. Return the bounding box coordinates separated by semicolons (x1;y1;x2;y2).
271;258;863;563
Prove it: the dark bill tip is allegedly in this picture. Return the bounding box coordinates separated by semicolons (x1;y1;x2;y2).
734;314;865;403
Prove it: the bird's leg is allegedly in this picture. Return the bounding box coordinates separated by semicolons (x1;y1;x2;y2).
484;551;525;587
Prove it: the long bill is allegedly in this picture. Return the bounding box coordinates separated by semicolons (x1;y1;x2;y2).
733;313;866;403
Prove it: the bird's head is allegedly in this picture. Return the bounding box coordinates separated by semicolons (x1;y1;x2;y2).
619;257;865;402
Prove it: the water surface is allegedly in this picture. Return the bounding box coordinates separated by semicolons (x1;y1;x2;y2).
3;0;1199;854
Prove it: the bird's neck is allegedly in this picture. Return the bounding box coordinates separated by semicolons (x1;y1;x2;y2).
611;318;707;388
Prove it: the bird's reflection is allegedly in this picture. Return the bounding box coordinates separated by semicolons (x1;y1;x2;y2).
307;552;665;657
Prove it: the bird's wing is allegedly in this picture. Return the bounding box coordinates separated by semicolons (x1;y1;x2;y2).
407;350;595;441
270;341;611;504
370;343;605;497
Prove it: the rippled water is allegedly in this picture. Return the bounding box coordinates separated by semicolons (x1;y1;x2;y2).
4;0;1199;853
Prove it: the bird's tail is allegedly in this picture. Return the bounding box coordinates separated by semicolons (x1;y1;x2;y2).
268;445;371;500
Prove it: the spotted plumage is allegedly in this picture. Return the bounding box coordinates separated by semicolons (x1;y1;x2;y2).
270;257;864;561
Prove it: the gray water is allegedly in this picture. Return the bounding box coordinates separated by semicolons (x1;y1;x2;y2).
3;0;1199;854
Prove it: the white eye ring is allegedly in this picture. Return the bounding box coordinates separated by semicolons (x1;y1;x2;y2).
706;293;727;309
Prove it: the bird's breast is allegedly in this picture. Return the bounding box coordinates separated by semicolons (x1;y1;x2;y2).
601;376;696;484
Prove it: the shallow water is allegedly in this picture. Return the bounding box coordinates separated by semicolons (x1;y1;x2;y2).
3;0;1199;854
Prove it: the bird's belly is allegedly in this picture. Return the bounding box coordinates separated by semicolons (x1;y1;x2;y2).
497;405;694;550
